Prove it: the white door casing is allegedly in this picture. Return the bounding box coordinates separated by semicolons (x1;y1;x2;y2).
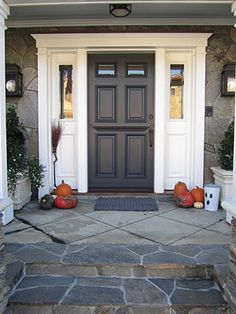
32;33;211;197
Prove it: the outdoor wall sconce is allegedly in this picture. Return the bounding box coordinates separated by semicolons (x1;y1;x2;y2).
221;64;236;96
5;64;23;97
109;4;132;17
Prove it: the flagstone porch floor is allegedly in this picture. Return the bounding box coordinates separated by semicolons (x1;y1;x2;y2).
3;197;231;246
4;197;232;313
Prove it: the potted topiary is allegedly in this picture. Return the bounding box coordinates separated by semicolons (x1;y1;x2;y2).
6;105;45;210
211;121;234;223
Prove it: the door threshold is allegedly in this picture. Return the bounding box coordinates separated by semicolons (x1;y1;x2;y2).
88;188;154;193
73;190;174;200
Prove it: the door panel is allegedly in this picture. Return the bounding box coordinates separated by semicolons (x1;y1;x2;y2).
97;86;116;121
88;54;154;189
125;135;146;177
126;87;146;121
97;134;117;177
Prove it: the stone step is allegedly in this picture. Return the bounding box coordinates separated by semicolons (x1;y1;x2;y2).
6;275;227;314
6;243;228;279
5;243;229;313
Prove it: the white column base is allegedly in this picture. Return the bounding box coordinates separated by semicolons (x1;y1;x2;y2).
221;200;236;225
0;198;14;225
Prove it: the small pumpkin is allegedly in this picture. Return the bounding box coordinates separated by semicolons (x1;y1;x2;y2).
176;191;194;208
194;201;204;209
54;196;78;209
174;181;188;198
40;194;55;210
191;186;204;203
55;180;72;197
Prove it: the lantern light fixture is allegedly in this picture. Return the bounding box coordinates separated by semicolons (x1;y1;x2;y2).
221;64;236;96
109;4;132;17
6;64;23;97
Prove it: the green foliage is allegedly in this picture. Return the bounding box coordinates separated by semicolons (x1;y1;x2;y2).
6;105;45;194
27;158;45;189
217;121;234;170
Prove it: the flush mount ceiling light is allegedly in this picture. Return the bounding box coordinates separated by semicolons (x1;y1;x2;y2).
109;4;132;17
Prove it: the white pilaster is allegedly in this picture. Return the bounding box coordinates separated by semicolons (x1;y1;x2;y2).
232;64;236;200
77;49;88;192
193;46;206;187
154;48;166;193
37;47;50;198
0;1;9;198
232;1;236;18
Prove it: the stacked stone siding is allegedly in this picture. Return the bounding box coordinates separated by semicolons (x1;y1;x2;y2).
5;30;38;160
227;218;236;313
5;26;236;184
0;217;7;313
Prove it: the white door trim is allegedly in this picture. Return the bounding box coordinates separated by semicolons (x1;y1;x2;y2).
32;33;211;196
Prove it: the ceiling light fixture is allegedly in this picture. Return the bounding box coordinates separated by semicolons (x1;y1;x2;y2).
109;4;132;18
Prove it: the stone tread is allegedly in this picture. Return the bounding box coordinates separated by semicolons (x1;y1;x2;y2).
8;275;226;307
5;243;229;267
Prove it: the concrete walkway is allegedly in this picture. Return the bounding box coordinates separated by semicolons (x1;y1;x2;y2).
3;198;231;246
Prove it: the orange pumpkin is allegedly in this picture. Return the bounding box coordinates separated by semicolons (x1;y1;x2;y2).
174;181;188;198
191;186;204;203
55;180;72;197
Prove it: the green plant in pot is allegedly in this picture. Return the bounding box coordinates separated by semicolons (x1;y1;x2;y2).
217;121;234;170
6;105;45;198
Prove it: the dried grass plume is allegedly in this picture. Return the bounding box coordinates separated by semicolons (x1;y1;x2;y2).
52;122;63;154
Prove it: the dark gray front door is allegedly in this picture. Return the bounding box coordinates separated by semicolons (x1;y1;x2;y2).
88;54;154;190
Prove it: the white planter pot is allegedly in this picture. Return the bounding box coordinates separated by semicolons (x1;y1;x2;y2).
211;166;234;224
9;177;32;210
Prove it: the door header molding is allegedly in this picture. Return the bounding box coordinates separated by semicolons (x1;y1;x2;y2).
32;33;212;49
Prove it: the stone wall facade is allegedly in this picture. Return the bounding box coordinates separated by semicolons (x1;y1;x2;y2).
5;26;236;185
6;29;38;159
0;218;7;313
226;218;236;313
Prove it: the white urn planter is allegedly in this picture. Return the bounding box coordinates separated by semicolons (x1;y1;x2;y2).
9;177;32;210
211;166;234;224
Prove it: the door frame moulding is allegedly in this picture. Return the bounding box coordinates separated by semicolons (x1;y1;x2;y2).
32;33;211;197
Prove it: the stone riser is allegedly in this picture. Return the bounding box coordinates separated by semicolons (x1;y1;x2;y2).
7;304;228;314
25;263;214;279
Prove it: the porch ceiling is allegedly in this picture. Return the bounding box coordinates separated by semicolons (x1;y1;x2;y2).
5;0;235;27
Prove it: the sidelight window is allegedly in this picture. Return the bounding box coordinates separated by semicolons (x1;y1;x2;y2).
170;64;184;119
59;65;73;119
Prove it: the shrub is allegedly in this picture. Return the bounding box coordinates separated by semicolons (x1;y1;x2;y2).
217;121;234;170
6;105;45;194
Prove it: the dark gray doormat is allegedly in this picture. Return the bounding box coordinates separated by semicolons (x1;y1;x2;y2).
94;197;158;211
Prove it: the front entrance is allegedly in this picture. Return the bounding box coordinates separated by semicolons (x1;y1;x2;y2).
88;53;154;190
